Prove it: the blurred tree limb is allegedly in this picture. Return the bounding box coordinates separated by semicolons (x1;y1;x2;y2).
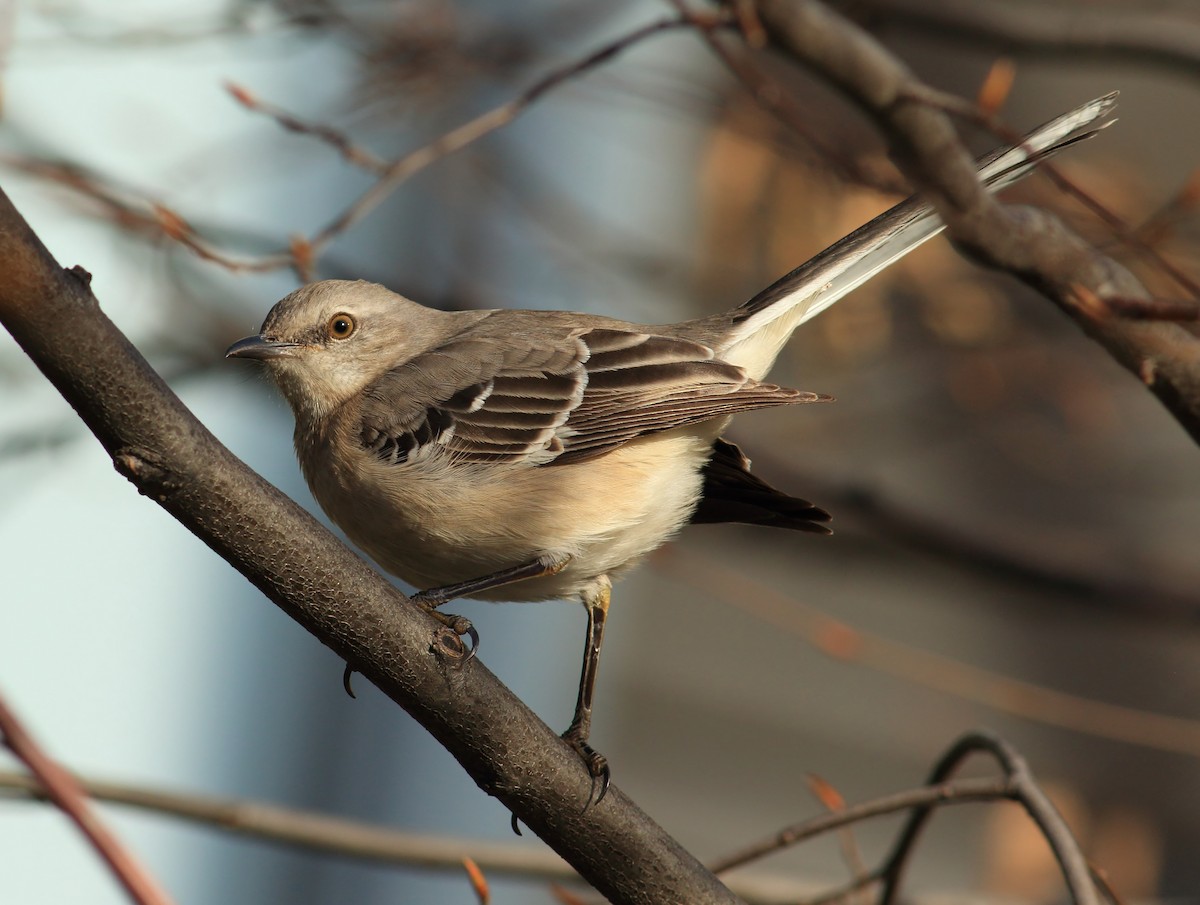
749;0;1200;445
850;0;1200;77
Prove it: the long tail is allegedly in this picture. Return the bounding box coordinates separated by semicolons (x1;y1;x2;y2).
718;93;1117;377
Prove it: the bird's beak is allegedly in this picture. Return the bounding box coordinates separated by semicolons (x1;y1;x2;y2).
225;336;302;360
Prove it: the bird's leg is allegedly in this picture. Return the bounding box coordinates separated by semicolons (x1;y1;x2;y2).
410;553;572;609
411;552;573;658
562;578;612;804
342;554;572;695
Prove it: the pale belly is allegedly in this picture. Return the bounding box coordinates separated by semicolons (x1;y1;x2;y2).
300;430;714;602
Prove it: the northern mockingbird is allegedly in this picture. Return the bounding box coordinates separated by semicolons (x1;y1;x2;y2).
227;95;1114;800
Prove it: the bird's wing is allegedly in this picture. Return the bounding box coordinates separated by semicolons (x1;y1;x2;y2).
357;326;827;466
553;328;825;464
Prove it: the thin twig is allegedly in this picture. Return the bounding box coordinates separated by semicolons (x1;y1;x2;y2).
1070;287;1200;322
0;767;576;880
804;774;871;903
0;768;820;904
0;155;293;272
1131;167;1200;248
709;775;1013;874
225;82;389;174
0;692;175;905
9;15;692;278
877;731;1098;905
300;15;691;263
462;856;491;904
669;0;905;194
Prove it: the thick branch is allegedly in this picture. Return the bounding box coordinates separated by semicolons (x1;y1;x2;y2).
752;0;1200;445
0;188;739;905
855;0;1200;78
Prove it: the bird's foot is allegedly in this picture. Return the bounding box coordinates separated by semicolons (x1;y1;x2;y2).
562;726;611;806
412;593;479;662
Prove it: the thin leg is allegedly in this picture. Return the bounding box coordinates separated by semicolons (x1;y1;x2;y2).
562;577;612;804
411;553;572;608
342;553;572;693
414;552;572;659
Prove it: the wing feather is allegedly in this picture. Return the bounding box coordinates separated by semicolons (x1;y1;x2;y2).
358;320;827;466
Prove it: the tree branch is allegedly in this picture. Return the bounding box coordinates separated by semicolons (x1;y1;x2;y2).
0;768;842;904
853;0;1200;79
0;692;174;905
0;188;739;905
750;0;1200;445
877;731;1097;905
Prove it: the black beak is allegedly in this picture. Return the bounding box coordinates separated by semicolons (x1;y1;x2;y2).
225;336;302;360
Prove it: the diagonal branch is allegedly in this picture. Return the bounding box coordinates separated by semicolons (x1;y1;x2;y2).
852;0;1200;79
0;691;174;905
750;0;1200;446
0;189;739;905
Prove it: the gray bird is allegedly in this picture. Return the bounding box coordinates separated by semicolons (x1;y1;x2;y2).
227;95;1114;799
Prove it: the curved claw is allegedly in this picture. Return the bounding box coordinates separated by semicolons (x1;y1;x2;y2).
342;663;357;699
510;813;522;836
563;732;611;808
593;763;612;805
461;622;480;662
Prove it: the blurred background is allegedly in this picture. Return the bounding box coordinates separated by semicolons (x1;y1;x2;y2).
1;1;1199;902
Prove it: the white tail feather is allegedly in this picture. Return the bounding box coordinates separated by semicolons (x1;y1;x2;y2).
719;93;1117;378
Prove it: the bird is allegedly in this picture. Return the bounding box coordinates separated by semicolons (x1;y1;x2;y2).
227;94;1115;801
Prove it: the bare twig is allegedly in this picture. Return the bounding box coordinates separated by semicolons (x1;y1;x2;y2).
462;856;491;904
0;767;577;880
804;774;870;902
225;82;389;174
0;767;829;903
1069;286;1200;323
0;155;291;272
669;0;906;194
299;15;690;264
0;692;174;905
709;775;1013;874
712;733;1099;905
1038;171;1200;304
8;15;692;279
1132;167;1200;248
877;731;1098;905
0;760;1090;905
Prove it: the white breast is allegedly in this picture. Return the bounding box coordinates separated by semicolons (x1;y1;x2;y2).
300;428;715;602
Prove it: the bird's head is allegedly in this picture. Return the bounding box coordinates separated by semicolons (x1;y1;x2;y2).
226;279;460;423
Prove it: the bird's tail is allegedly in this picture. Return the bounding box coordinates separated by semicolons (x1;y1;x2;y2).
718;93;1118;377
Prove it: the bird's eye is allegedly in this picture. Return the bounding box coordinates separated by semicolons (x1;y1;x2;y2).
327;313;356;339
